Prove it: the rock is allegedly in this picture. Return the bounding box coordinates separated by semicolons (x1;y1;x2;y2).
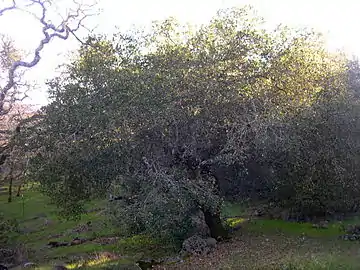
24;262;37;268
341;234;360;241
340;224;360;241
161;256;183;264
312;221;329;229
181;235;217;257
345;224;360;235
205;237;217;248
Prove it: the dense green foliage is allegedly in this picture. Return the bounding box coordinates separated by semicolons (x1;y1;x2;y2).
22;6;360;241
261;97;360;219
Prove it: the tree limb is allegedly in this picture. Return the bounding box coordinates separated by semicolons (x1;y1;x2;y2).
0;0;16;16
0;0;96;115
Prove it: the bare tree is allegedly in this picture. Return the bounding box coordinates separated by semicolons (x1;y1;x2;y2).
0;103;35;201
0;0;98;199
0;0;98;116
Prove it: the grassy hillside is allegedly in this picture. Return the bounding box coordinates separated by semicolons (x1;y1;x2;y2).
0;185;173;269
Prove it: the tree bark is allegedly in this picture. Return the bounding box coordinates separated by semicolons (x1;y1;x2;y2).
16;183;21;197
203;208;229;240
187;161;229;240
8;176;12;203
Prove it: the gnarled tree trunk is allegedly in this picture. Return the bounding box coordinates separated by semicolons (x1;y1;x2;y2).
187;162;229;240
203;208;229;240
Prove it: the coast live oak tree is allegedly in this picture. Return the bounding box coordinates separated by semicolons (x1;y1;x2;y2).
26;7;348;241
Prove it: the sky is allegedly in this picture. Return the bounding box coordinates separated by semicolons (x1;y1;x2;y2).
1;0;360;106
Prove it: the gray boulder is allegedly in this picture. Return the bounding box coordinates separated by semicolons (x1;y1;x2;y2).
23;262;37;268
180;235;217;257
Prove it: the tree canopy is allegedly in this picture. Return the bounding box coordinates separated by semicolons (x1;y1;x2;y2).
24;6;358;241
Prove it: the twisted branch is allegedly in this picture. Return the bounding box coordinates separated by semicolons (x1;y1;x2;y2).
0;0;96;115
0;0;16;16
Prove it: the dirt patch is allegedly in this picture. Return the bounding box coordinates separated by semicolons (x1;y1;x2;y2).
153;234;359;270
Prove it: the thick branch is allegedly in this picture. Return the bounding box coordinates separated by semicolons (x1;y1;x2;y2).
0;0;16;16
0;0;94;116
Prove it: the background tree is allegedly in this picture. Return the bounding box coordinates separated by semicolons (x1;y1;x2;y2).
0;103;35;202
0;0;98;200
0;34;24;156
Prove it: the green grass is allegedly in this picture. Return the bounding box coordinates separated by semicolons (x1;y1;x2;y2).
0;186;119;262
0;185;175;269
3;189;360;269
246;219;342;237
1;190;55;220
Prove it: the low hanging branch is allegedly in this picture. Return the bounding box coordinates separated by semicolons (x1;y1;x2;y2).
0;0;97;116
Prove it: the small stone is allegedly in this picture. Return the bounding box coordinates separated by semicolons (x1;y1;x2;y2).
181;235;217;257
205;237;217;248
24;262;37;268
312;221;329;229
